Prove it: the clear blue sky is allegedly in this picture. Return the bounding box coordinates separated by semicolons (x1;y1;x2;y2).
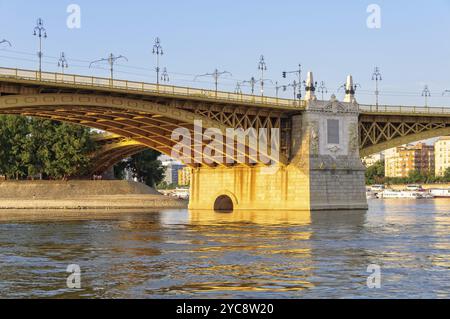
1;0;450;106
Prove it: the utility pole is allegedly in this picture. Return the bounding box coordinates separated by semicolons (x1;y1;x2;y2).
152;37;164;85
195;69;232;96
160;67;169;83
372;66;382;109
235;82;243;94
0;39;11;47
243;77;257;95
286;80;302;100
33;18;47;79
317;81;328;100
258;55;267;96
422;85;431;107
57;52;68;74
275;81;285;99
90;53;128;81
282;64;302;100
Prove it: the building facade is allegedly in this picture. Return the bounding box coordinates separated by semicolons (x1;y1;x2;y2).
178;166;192;186
385;143;435;178
435;136;450;176
159;155;185;186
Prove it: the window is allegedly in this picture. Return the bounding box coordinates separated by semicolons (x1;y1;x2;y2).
327;119;340;144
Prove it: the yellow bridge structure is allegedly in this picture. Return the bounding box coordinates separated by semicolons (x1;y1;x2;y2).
1;67;450;211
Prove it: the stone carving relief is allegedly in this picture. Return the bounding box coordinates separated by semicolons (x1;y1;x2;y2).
348;122;359;154
307;94;359;114
309;121;319;156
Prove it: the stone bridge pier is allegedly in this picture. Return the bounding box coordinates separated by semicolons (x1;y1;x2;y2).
189;75;368;211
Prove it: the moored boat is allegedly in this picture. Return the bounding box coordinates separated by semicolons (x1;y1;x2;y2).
429;188;450;198
380;190;424;199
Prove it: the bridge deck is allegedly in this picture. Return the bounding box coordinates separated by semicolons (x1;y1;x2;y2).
2;67;450;116
0;67;304;110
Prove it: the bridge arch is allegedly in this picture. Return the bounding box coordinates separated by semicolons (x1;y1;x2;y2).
212;191;238;212
0;94;276;167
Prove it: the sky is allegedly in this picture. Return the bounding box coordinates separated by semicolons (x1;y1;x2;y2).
1;0;450;106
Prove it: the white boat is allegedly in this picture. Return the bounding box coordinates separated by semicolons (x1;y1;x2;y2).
380;190;424;199
429;188;450;198
405;184;424;191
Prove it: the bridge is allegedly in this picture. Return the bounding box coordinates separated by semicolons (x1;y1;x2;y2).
90;133;146;177
1;67;450;211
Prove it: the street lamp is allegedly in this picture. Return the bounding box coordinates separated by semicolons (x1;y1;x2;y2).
33;18;47;78
372;66;382;109
422;85;431;107
317;81;328;100
57;52;69;74
195;69;232;96
90;53;128;81
258;55;267;96
152;37;164;85
161;67;170;83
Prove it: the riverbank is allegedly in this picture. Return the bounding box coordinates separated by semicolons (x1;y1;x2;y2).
371;184;450;190
0;180;187;210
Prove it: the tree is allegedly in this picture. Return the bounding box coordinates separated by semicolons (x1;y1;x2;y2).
0;116;29;179
443;167;450;182
365;160;385;185
0;115;96;180
114;149;165;188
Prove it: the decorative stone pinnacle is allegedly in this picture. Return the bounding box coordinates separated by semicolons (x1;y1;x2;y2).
304;71;316;101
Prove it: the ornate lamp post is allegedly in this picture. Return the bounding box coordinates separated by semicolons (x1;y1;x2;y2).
422;85;431;107
152;37;164;85
372;66;382;109
258;55;267;96
33;18;47;78
317;81;328;100
160;67;170;83
58;52;69;74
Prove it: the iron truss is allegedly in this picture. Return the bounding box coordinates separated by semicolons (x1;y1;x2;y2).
359;115;450;157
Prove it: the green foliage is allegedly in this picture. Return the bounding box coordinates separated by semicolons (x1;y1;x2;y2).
366;160;450;185
114;149;165;188
0;115;96;180
365;160;385;185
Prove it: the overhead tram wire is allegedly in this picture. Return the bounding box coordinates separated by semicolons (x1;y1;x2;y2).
3;47;450;102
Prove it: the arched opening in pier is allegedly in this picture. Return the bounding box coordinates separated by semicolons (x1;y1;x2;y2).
214;195;234;212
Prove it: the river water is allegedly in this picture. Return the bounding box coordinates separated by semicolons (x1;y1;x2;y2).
0;199;449;299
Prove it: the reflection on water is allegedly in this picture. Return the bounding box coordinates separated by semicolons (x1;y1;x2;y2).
0;200;448;299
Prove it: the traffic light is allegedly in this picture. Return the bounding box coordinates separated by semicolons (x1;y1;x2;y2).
282;72;287;78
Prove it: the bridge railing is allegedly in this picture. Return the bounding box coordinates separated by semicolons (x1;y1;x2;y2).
0;67;306;109
360;104;450;115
